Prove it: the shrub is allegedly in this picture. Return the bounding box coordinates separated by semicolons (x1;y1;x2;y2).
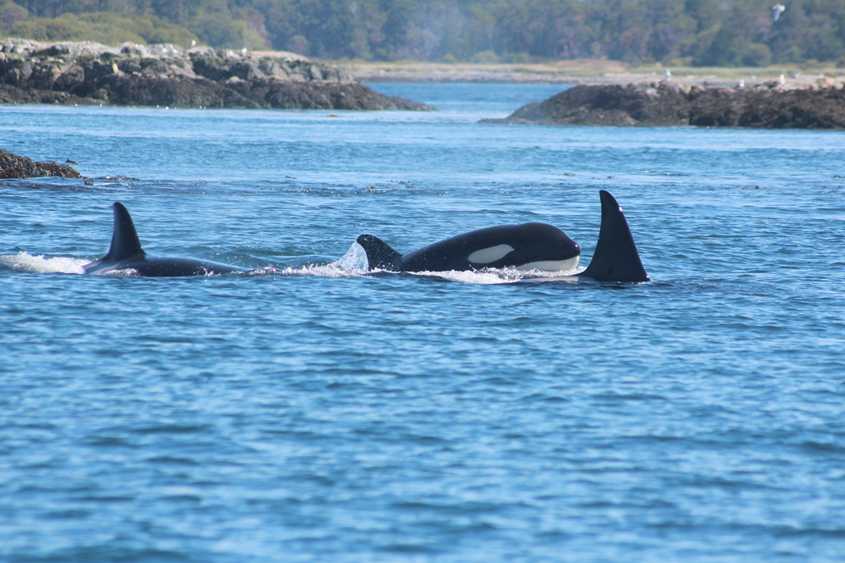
0;0;27;32
471;49;499;63
8;12;196;46
741;43;772;67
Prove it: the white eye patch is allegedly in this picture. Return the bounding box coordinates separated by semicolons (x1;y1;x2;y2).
468;244;515;264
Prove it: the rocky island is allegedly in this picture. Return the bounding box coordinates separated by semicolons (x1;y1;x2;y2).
0;39;427;110
491;82;845;129
0;149;80;179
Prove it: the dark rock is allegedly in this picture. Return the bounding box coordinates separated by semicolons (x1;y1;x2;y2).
491;82;845;129
0;84;95;105
503;83;689;126
54;63;84;90
690;86;845;128
0;39;429;111
0;149;81;179
35;45;70;57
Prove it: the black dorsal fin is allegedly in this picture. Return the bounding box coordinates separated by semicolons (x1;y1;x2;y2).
582;190;648;282
105;202;144;261
356;234;402;271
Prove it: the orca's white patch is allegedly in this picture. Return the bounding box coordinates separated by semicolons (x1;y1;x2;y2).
516;256;580;273
468;244;514;264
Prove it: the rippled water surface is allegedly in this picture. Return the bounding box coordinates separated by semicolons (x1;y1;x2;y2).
2;82;844;561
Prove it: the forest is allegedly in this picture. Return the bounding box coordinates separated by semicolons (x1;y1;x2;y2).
2;0;844;66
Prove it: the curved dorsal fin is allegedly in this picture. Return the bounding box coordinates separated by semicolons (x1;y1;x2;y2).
582;191;648;282
105;202;144;261
356;234;402;271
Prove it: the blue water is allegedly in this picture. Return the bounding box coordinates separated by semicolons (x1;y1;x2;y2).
1;82;844;561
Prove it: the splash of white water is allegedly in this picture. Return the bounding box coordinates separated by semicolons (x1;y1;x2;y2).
0;252;88;274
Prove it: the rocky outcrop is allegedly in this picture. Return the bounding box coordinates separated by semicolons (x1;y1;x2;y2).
0;149;80;179
0;39;428;110
491;82;845;129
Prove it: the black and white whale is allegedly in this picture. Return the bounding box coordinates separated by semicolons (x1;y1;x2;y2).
83;202;244;276
356;190;648;282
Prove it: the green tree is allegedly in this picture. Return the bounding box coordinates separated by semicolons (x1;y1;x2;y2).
0;0;28;31
3;0;845;64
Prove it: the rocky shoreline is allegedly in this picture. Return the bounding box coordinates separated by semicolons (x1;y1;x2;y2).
488;82;845;129
0;149;80;179
0;39;428;110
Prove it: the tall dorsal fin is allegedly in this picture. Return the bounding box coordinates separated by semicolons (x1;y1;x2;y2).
356;234;402;271
582;190;648;282
105;202;144;261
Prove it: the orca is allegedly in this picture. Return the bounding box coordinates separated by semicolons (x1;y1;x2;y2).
356;190;648;282
83;202;244;277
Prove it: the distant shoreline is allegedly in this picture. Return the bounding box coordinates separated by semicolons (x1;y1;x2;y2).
337;59;845;89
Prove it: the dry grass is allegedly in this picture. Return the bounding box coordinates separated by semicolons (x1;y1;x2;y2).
330;59;844;87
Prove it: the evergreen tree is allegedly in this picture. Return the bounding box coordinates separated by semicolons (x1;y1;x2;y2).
3;0;845;65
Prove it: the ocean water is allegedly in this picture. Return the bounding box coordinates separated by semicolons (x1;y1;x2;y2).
1;82;844;562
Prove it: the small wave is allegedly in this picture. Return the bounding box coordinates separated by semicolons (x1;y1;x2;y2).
255;263;365;278
333;242;370;272
0;177;91;192
409;269;518;285
96;267;139;277
409;266;583;285
0;252;87;274
92;175;139;182
133;423;212;435
251;242;371;278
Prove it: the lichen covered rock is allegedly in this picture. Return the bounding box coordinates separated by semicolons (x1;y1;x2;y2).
0;39;428;111
493;82;845;129
0;149;80;179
